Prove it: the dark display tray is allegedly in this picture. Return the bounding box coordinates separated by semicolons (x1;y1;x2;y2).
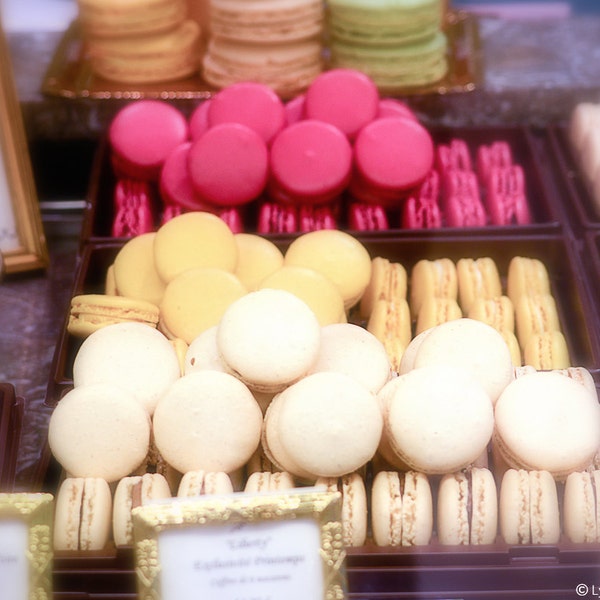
0;382;24;492
79;126;565;247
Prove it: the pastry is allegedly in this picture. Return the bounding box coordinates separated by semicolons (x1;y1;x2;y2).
159;267;247;343
177;470;234;497
188;123;269;207
297;203;339;231
244;471;296;493
111;178;155;237
113;473;172;546
401;169;442;229
409;257;457;318
112;232;166;306
67;293;159;338
500;328;522;367
468;295;515;333
153;371;263;474
563;470;600;543
442;169;487;227
436;138;472;175
269;119;352;205
304;68;379;139
506;256;551;307
315;473;368;547
308;323;392;394
476;140;513;183
380;365;494;474
493;371;600;479
48;383;151;482
437;468;498;545
257;265;346;327
257;201;298;233
109;100;189;181
184;326;227;374
523;330;571;370
217;288;321;393
370;470;433;547
348;202;389;231
456;257;502;314
207;81;285;145
72;321;181;415
233;233;285;291
412;318;515;405
415;296;462;335
377;97;418;121
262;371;383;480
152;211;238;283
359;256;408;320
284;230;372;310
485;165;531;225
188;99;211;141
515;293;561;351
499;469;560;545
54;477;112;551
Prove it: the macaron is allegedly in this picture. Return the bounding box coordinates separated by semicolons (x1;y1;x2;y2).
485;164;531;226
412;318;515;405
262;371;383;480
506;256;551;308
216;288;322;393
304;68;379;139
515;293;562;351
177;470;234;497
442;169;487;227
109;100;189;181
415;296;462;335
152;211;238;283
437;468;498;545
493;371;600;479
67;293;159;338
297;203;339;231
468;295;515;333
112;473;172;546
54;477;112;551
476;141;513;183
111;178;156;237
184;326;228;375
563;470;600;543
401;170;442;229
72;321;181;415
257;265;345;326
112;232;166;306
409;257;457;318
456;257;503;314
244;471;296;493
233;233;284;291
284;229;372;310
308;323;392;394
370;470;433;547
348;202;389;231
436;138;473;174
499;469;560;545
359;256;408;320
315;472;368;547
152;371;263;474
523;330;571;370
159;267;247;343
188;123;269;208
257;201;298;233
48;383;151;483
269;119;353;205
207;81;286;145
380;365;494;475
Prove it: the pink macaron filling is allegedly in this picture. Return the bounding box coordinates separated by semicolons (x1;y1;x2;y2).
188;122;269;207
269;119;352;205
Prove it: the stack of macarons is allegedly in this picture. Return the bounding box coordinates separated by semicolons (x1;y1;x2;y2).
325;0;449;90
202;0;325;97
77;0;202;84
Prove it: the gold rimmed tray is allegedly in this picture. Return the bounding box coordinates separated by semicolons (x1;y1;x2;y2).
41;10;482;100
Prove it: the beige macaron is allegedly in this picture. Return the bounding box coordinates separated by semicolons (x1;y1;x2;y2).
563;470;600;543
153;371;263;475
456;257;502;314
54;477;112;551
409;258;457;318
177;470;234;497
113;473;172;546
244;471;296;493
48;383;151;483
217;288;321;393
184;326;228;375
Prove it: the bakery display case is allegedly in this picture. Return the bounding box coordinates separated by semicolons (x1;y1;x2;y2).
5;3;600;599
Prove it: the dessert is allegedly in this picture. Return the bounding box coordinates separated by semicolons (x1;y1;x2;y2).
216;289;321;393
515;293;562;351
177;470;235;497
233;233;284;291
415;296;462;335
493;371;600;479
506;256;551;307
67;293;159;338
244;471;296;493
370;470;433;547
523;330;571;370
409;257;457;318
257;201;298;233
348;202;389;231
401;169;442;229
499;469;560;545
112;179;155;237
456;257;503;314
48;383;151;482
297;203;338;231
72;322;181;415
112;473;172;545
380;365;494;474
284;229;372;310
442;170;487;227
359;256;408;320
152;370;263;474
184;326;228;374
468;296;515;333
436;138;472;174
437;468;498;545
54;477;112;551
563;470;600;543
484;165;531;225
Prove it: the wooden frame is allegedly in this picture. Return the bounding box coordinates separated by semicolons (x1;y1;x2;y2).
0;19;48;274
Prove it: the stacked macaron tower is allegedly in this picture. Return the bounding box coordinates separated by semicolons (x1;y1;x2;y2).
201;0;326;97
325;0;449;90
76;0;202;84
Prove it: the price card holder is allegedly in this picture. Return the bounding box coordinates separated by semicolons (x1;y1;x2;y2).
0;493;54;600
132;488;347;600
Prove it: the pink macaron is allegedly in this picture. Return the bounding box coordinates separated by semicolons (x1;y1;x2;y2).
298;203;337;232
443;170;487;227
112;179;155;237
269;119;353;205
304;68;379;139
207;81;286;145
348;202;389;231
284;94;306;126
352;116;435;205
257;201;297;234
109;100;189;181
485;164;531;225
188;100;212;141
188;122;269;207
377;98;417;121
401;170;442;229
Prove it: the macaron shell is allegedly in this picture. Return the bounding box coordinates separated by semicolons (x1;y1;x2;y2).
401;470;433;546
437;472;470;545
371;470;403;546
456;257;502;314
499;468;531;544
233;233;284;291
360;256;407;320
468;295;515;333
563;470;600;543
177;470;234;497
184;326;228;375
470;467;498;545
506;256;551;307
529;470;560;544
409;258;457;318
523;330;571;370
366;297;412;367
415;296;462;335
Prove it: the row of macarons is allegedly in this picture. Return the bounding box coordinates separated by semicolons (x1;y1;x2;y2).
52;463;600;553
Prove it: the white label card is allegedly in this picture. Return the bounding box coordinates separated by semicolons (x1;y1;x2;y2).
158;518;324;600
0;520;29;600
